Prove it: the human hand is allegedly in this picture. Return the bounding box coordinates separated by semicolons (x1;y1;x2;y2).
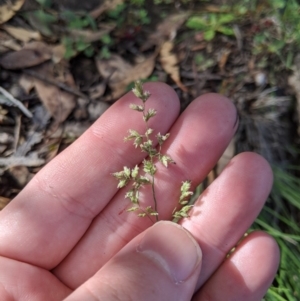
0;82;279;300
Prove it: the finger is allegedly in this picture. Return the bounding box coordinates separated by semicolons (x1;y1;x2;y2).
54;93;238;288
0;256;71;300
181;152;273;289
63;221;202;301
0;82;180;269
193;231;280;301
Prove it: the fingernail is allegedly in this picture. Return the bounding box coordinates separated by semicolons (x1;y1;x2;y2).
136;221;202;284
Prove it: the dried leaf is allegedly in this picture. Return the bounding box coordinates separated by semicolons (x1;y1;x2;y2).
88;101;110;121
19;74;35;94
0;41;52;70
216;137;235;175
218;49;231;72
0;86;33;118
33;63;76;123
69;26;115;43
288;71;300;135
2;25;41;42
0;152;44;167
25;10;55;37
0;0;25;25
8;165;30;187
142;13;189;50
32;105;51;130
63;121;91;138
88;83;106;100
15;131;43;156
0;30;21;54
96;54;156;99
51;44;66;64
159;41;187;92
0;196;10;210
89;0;124;19
0;132;14;144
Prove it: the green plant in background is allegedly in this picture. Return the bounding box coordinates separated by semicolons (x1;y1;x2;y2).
250;0;300;68
154;0;195;4
62;36;95;59
106;3;127;25
253;166;300;300
24;9;58;36
113;81;193;222
133;8;151;25
99;34;113;59
130;0;146;6
59;10;98;58
186;13;236;41
194;53;215;71
60;10;97;30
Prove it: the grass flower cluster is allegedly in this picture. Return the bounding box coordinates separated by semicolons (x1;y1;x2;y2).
113;81;193;223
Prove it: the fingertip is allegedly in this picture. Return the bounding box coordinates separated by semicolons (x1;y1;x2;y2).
143;81;180;108
194;231;280;301
194;93;238;131
232;152;274;191
238;231;280;275
229;230;280;292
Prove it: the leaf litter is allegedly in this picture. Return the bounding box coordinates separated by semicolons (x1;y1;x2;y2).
0;0;298;218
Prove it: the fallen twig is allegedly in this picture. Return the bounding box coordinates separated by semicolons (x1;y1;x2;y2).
0;153;45;167
0;86;33;118
180;71;221;80
23;69;90;101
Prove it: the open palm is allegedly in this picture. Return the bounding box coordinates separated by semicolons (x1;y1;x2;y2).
0;82;279;301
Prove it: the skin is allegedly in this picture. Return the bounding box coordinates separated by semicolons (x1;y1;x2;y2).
0;82;280;300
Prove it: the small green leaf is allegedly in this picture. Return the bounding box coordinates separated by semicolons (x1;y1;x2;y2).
99;46;111;59
35;0;52;8
107;3;126;19
84;46;94;57
204;29;216;41
100;34;112;45
76;39;89;51
218;14;236;24
186;16;208;30
217;26;234;36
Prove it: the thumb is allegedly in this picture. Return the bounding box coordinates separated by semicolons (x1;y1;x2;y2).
64;221;202;301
